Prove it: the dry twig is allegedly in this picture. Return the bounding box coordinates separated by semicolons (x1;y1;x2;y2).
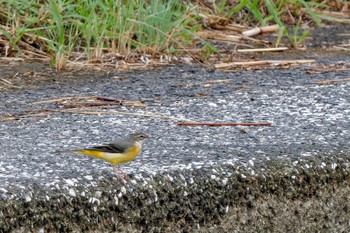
237;47;288;53
176;122;272;127
316;77;350;85
215;59;316;69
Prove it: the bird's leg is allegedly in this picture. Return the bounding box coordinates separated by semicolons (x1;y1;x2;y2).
113;165;129;180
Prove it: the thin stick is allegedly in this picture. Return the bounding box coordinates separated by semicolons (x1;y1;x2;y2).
316;77;350;85
0;112;48;121
215;59;316;69
242;25;280;37
332;46;350;51
32;96;134;105
0;78;21;89
176;122;272;127
237;47;288;53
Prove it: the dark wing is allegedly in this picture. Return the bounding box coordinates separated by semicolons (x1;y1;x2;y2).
88;141;130;153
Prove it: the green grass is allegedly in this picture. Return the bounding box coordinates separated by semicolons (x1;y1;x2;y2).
0;0;348;69
0;0;198;69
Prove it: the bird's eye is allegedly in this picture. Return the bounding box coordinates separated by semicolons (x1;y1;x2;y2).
140;134;147;139
134;133;148;140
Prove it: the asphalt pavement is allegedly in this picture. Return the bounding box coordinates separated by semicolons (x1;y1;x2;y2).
0;51;349;232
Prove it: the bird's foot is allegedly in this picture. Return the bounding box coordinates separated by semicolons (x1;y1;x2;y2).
113;166;130;181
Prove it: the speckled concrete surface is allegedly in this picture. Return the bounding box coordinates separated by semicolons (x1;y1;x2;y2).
0;52;350;232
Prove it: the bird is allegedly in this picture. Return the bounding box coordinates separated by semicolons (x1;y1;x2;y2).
66;132;149;177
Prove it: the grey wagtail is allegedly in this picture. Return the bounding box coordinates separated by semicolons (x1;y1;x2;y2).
67;132;149;174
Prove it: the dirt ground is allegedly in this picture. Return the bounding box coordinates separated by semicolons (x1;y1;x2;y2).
0;24;349;91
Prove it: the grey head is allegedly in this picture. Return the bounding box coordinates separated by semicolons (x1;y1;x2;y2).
129;132;149;144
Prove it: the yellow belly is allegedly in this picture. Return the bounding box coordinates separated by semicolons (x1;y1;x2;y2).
75;145;141;165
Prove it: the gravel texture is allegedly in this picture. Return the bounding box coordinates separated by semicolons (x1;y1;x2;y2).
0;50;349;232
